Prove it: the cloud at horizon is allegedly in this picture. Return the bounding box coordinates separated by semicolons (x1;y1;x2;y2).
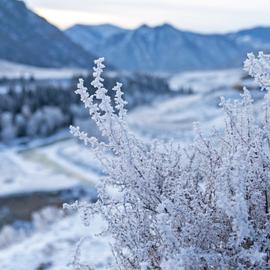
24;0;270;33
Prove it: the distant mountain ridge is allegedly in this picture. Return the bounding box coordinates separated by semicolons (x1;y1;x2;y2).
65;24;129;55
0;0;95;68
0;0;270;73
228;26;270;51
66;23;270;73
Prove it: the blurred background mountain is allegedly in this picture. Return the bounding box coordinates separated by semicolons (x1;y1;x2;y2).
0;0;95;67
0;0;270;72
66;24;270;73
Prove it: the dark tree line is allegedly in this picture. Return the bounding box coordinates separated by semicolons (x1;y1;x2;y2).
0;73;182;143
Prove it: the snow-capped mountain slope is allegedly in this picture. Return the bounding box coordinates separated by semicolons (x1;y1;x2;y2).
0;0;95;68
66;23;270;73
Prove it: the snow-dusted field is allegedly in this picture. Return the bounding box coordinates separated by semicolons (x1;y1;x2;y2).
0;139;101;197
0;140;109;270
0;212;112;270
129;68;262;142
0;60;87;80
0;67;264;269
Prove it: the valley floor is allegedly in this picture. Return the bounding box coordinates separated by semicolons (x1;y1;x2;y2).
0;67;263;269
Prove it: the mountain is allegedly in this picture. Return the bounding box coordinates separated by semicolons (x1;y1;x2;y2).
1;0;269;72
66;23;270;73
65;24;129;55
228;26;270;51
0;0;95;68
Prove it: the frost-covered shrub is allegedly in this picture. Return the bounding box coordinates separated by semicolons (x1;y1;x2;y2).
70;54;270;269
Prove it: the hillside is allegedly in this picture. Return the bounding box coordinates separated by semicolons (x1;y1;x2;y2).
66;23;270;73
0;0;95;68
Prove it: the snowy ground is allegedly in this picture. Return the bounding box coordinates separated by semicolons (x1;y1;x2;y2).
0;139;109;270
129;68;262;142
0;60;87;80
0;139;101;197
0;67;264;269
0;211;112;270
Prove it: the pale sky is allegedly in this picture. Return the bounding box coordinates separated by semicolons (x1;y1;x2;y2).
24;0;270;33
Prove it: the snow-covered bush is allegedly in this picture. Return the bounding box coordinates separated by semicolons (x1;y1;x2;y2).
70;53;270;269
